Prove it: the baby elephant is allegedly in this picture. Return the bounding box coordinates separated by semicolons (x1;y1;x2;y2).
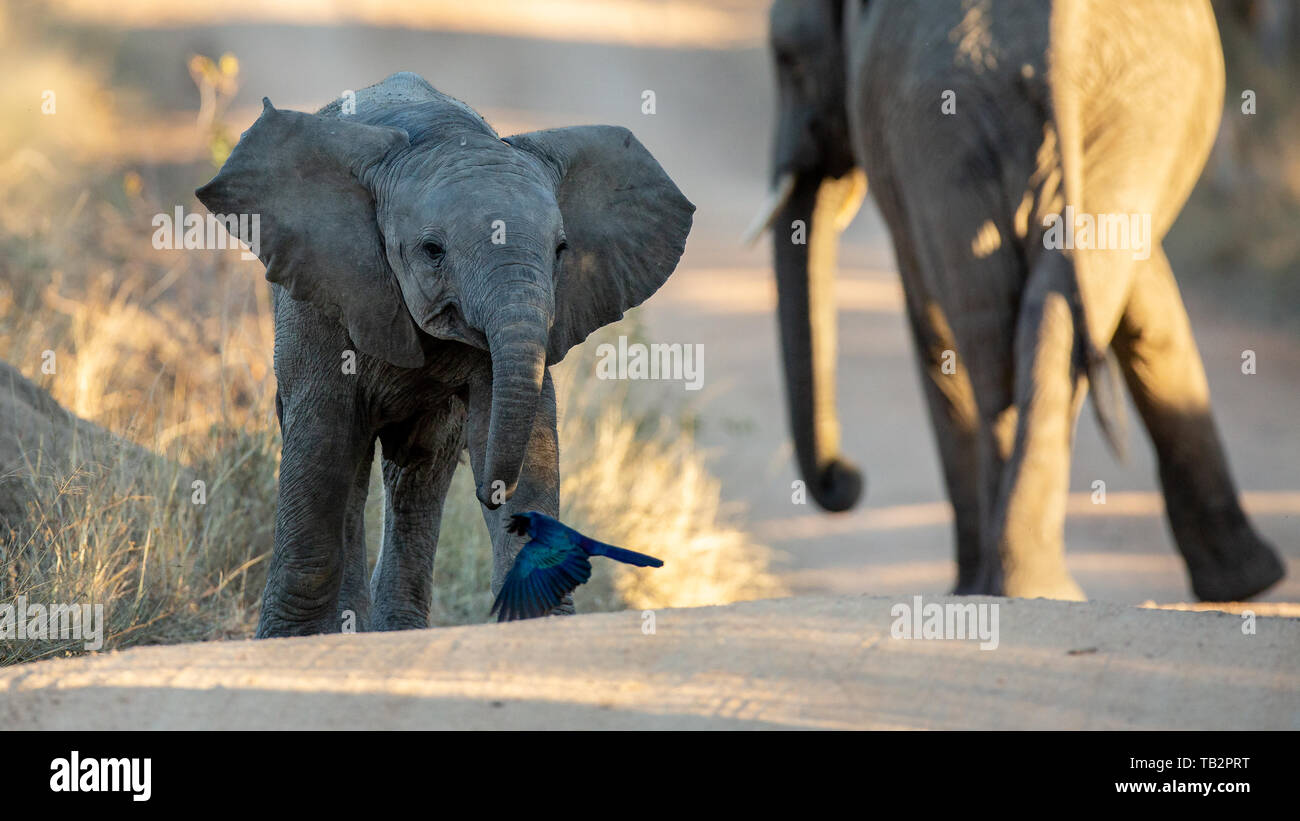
197;72;693;637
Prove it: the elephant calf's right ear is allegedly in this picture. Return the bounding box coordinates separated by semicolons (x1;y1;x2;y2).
194;98;426;368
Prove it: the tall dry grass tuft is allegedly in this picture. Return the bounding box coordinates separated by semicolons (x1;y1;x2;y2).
1;422;277;665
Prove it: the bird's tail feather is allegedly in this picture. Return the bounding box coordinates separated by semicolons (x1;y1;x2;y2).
582;538;664;568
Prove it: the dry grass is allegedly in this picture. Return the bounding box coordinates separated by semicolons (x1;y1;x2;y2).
555;353;786;611
0;10;783;665
0;421;278;666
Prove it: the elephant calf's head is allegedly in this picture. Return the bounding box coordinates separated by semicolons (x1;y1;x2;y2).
196;74;694;508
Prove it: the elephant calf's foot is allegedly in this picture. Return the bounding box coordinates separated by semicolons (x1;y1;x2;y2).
371;608;431;632
255;612;339;639
1186;531;1285;602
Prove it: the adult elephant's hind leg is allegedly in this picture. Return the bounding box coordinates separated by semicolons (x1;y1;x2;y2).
992;249;1087;600
1112;246;1284;600
867;151;1015;596
901;292;983;594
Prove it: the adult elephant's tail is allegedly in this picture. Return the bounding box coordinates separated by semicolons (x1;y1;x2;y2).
1075;287;1129;463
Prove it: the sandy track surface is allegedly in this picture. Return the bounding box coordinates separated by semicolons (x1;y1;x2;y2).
2;596;1295;730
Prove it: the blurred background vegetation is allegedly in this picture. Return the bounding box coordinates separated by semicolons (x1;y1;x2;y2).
1171;0;1300;327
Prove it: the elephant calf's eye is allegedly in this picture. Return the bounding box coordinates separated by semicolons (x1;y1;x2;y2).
422;240;446;265
555;240;568;261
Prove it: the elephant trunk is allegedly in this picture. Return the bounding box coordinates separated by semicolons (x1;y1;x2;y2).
772;171;865;512
475;291;551;510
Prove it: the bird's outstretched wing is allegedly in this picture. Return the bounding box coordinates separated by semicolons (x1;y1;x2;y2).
582;540;664;567
490;540;592;622
512;513;664;566
493;512;663;622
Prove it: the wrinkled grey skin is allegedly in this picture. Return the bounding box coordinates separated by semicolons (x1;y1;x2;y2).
762;0;1284;599
197;73;693;637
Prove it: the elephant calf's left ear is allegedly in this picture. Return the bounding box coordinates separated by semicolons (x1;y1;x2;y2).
505;126;695;363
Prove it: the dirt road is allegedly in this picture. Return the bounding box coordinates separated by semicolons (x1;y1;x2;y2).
3;595;1295;730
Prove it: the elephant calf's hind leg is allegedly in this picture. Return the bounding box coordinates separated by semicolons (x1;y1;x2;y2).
336;446;377;632
370;404;466;630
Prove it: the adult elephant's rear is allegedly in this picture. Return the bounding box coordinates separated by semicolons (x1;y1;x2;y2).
750;0;1284;599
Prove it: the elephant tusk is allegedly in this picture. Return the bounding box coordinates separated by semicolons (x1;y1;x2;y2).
833;168;868;232
741;173;797;246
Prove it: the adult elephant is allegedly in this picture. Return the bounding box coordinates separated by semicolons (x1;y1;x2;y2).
197;72;693;637
748;0;1284;600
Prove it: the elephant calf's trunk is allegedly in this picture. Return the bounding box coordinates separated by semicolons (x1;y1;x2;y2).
477;315;549;509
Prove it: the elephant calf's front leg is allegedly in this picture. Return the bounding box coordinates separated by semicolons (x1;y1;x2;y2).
467;369;570;616
258;410;375;638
